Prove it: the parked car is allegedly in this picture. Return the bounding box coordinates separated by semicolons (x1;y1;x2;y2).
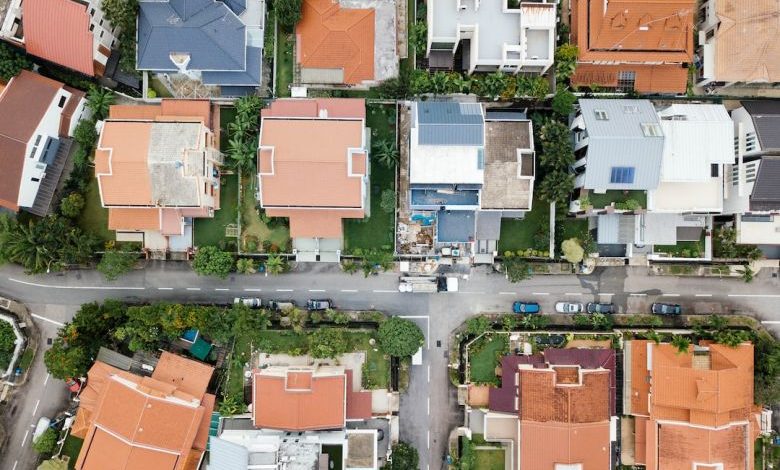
307;299;332;311
555;302;584;314
267;300;296;311
534;335;566;347
652;303;682;315
513;301;540;314
587;302;615;314
65;377;82;393
234;297;262;308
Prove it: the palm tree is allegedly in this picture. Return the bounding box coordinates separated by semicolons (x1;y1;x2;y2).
670;335;691;354
452;75;472;95
86;86;114;120
537;171;574;204
373;139;399;169
227;135;256;171
480;71;509;101
234;95;264;119
4;221;55;274
430;71;450;96
265;254;286;275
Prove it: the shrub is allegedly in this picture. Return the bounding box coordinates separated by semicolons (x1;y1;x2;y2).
97;250;138;281
32;428;58;455
147;89;157;99
73;119;98;150
60;192;85;218
380;188;396;213
192;246;234;278
561;238;584;263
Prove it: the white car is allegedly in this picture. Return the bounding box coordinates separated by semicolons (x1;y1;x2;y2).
234;297;262;308
555;302;584;314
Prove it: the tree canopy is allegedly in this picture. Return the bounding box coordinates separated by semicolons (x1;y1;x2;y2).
504;257;532;283
275;0;303;33
97;250;138;281
561;238;584;264
383;442;419;470
0;42;32;81
377;317;424;357
192;246;234;278
0;322;16;369
308;328;350;358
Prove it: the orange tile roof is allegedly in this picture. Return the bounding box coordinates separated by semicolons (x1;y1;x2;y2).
152;351;215;399
520;421;611;469
108;208;161;231
96;121;155;206
252;367;346;431
520;368;611;423
345;369;372;420
266;209;365;238
570;0;695;93
75;357;215;470
263;98;367;119
629;341;759;470
296;0;375;84
23;0;95;76
712;0;780;83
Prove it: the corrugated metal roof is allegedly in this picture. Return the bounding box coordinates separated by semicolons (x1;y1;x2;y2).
579;99;664;190
742;101;780;151
414;102;484;146
208;437;249;470
137;0;247;72
750;156;780;211
597;214;635;244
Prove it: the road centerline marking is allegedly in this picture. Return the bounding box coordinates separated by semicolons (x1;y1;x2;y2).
186;287;201;291
276;289;294;292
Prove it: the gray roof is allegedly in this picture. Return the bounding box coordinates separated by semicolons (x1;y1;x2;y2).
137;0;248;74
750;156;780;211
475;211;502;240
597;214;635;244
202;46;262;86
742;101;780;151
414;102;484;146
578;99;664;190
209;437;249;470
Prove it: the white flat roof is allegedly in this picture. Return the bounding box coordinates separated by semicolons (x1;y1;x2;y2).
649;179;723;212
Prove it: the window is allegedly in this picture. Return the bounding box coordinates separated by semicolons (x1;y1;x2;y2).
594;109;609;120
623;105;639;114
31;177;40;182
710;164;719;177
28;135;42;159
57;96;67;108
99;31;104;38
617;71;636;91
89;24;94;32
99;19;103;26
641;123;662;137
610;167;635;184
477;148;484;170
89;8;95;15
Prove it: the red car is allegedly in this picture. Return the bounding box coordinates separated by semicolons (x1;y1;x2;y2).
65;377;82;393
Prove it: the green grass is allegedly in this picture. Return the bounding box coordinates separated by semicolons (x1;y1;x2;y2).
226;332;252;398
343;104;397;251
474;449;505;470
77;178;113;244
355;336;390;389
558;217;588;241
18;345;34;370
219;106;237;151
276;32;294;97
469;335;509;385
194;175;239;247
61;435;84;470
240;174;290;252
588;190;647;209
399;0;416;74
498;197;548;252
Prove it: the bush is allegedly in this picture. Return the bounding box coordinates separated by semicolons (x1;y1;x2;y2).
383;442;419;470
561;238;584;263
73;119;98;150
308;328;349;358
275;0;303;32
32;428;58;455
552;88;577;116
60;192;85;218
236;258;257;274
380;188;396;214
504;257;532;282
97;250;138;281
377;317;424;357
0;42;32;81
466;315;492;336
192;246;235;278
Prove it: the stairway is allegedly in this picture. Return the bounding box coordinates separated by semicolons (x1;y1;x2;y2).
27;138;73;217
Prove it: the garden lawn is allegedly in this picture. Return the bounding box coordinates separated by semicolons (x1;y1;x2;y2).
61;434;84;470
276;32;294;97
498;197;547;252
474;449;505;470
588;190;647;209
353;335;390;389
469;335;509;385
558;217;588;241
343;104;397;251
77;178;113;244
240;174;290;252
194;174;239;247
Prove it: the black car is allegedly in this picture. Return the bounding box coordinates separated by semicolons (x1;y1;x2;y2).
534;335;566;347
586;302;615;314
652;303;682;315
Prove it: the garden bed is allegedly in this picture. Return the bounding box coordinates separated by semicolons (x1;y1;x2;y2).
588;190;647;210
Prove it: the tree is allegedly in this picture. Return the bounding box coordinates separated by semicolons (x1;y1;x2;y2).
383;442;419;470
538;121;574;172
218;393;246;416
308;328;349;358
44;338;89;380
236;258;257;274
754;331;780;404
554;43;579;83
59;193;85;218
738;264;755;283
0;322;16;369
32;428;58;455
374;139;399;169
479;71;509;101
2;216;98;274
226;135;257;171
380;189;396;214
501;314;517;331
430;71;451;96
97;250;137;281
516;75;550;101
573;314;590;329
589;312;613;330
713;227;762;260
466;315;492;336
552;88;577;116
0;42;32;81
73;119;98;150
670;335;690;354
192;246;234;278
504;257;532;282
561;238;584;264
537;170;574;204
265;254;287;275
377;317;424;357
410;69;433;96
284;308;308;333
519;314;549;330
85;86;115;121
275;0;303;33
408;20;427;55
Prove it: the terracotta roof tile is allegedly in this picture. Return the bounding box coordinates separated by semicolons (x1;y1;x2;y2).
23;0;95;76
345;370;372;420
296;0;375;84
96;121;154;206
108;208;161;231
152;351;214;399
520;421;611;469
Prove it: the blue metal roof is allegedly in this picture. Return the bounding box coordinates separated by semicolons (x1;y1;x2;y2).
415;102;484;147
137;0;247;73
437;210;476;243
202;46;262;87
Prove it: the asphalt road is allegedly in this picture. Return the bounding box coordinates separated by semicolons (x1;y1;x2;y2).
0;261;779;470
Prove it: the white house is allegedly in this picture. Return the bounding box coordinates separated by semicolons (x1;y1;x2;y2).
0;70;86;215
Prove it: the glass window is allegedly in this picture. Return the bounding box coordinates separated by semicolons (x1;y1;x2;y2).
610;167;635;184
594;109;609;120
641;123;662;137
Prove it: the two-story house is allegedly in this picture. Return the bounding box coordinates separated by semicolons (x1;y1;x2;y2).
0;70;86;215
95;99;223;254
426;0;555;74
1;0;118;77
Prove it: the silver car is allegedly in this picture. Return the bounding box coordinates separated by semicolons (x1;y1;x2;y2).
555;302;584;314
234;297;262;308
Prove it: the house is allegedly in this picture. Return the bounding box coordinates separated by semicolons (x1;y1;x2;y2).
624;340;765;469
569;0;695;94
0;0;117;77
426;0;555;74
137;0;264;96
483;348;616;469
257;98;369;262
95;99;223;253
0;70;86;215
296;0;397;86
724;102;780;254
403;102;535;263
72;352;216;470
697;0;780;87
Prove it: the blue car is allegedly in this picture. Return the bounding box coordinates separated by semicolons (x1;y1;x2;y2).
513;301;540;314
